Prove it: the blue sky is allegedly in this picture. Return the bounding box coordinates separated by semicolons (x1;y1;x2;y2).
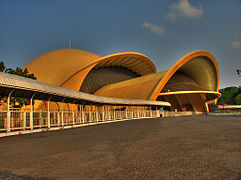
0;0;240;88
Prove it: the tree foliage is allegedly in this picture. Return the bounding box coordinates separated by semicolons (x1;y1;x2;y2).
0;61;6;72
0;61;37;108
218;86;241;105
5;67;36;80
235;94;241;105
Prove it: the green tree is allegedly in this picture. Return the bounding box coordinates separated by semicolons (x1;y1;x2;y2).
218;86;241;105
5;67;36;80
235;94;241;105
0;61;37;108
0;61;6;72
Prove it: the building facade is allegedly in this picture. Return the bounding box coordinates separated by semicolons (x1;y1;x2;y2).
25;49;221;112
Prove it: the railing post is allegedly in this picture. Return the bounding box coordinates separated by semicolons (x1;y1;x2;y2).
125;107;128;119
81;104;84;124
156;106;159;117
61;99;65;127
96;105;99;123
132;106;134;119
113;106;116;121
142;106;144;117
53;110;56;125
122;108;124;119
137;106;140;118
89;105;91;123
66;102;70;125
106;106;109;121
102;106;105;122
57;111;60;126
55;102;60;126
72;110;75;125
23;111;26;130
150;106;153;117
78;104;81;124
39;110;42;127
109;107;111;120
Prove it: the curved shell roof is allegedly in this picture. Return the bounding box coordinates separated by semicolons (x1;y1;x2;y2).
149;50;219;100
25;49;101;86
92;52;156;76
25;49;156;90
95;50;220;101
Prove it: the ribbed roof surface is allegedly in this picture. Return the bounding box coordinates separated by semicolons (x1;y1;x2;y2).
0;72;170;107
94;52;156;76
161;72;208;92
94;71;167;99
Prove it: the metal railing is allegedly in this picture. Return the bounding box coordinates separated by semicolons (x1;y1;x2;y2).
0;108;160;133
162;111;202;117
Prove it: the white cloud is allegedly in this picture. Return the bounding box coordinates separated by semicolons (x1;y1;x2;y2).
143;22;165;35
167;0;203;21
231;41;241;49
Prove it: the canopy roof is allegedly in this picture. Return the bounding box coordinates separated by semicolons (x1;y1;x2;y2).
0;72;170;107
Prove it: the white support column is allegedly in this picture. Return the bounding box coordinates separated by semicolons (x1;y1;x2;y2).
55;102;60;126
66;102;70;125
6;90;14;132
47;97;52;129
61;99;65;127
30;93;36;130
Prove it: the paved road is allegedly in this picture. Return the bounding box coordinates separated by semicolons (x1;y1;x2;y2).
0;115;240;179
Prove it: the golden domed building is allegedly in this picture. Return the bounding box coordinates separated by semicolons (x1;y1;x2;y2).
25;49;221;112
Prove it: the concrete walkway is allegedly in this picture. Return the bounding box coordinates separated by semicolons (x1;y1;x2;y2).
0;115;240;179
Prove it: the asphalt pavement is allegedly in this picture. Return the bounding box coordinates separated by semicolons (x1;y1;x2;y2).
0;115;240;179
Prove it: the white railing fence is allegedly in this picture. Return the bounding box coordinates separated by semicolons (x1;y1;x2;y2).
0;108;160;133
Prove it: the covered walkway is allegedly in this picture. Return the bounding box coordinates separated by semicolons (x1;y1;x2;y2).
0;72;170;135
